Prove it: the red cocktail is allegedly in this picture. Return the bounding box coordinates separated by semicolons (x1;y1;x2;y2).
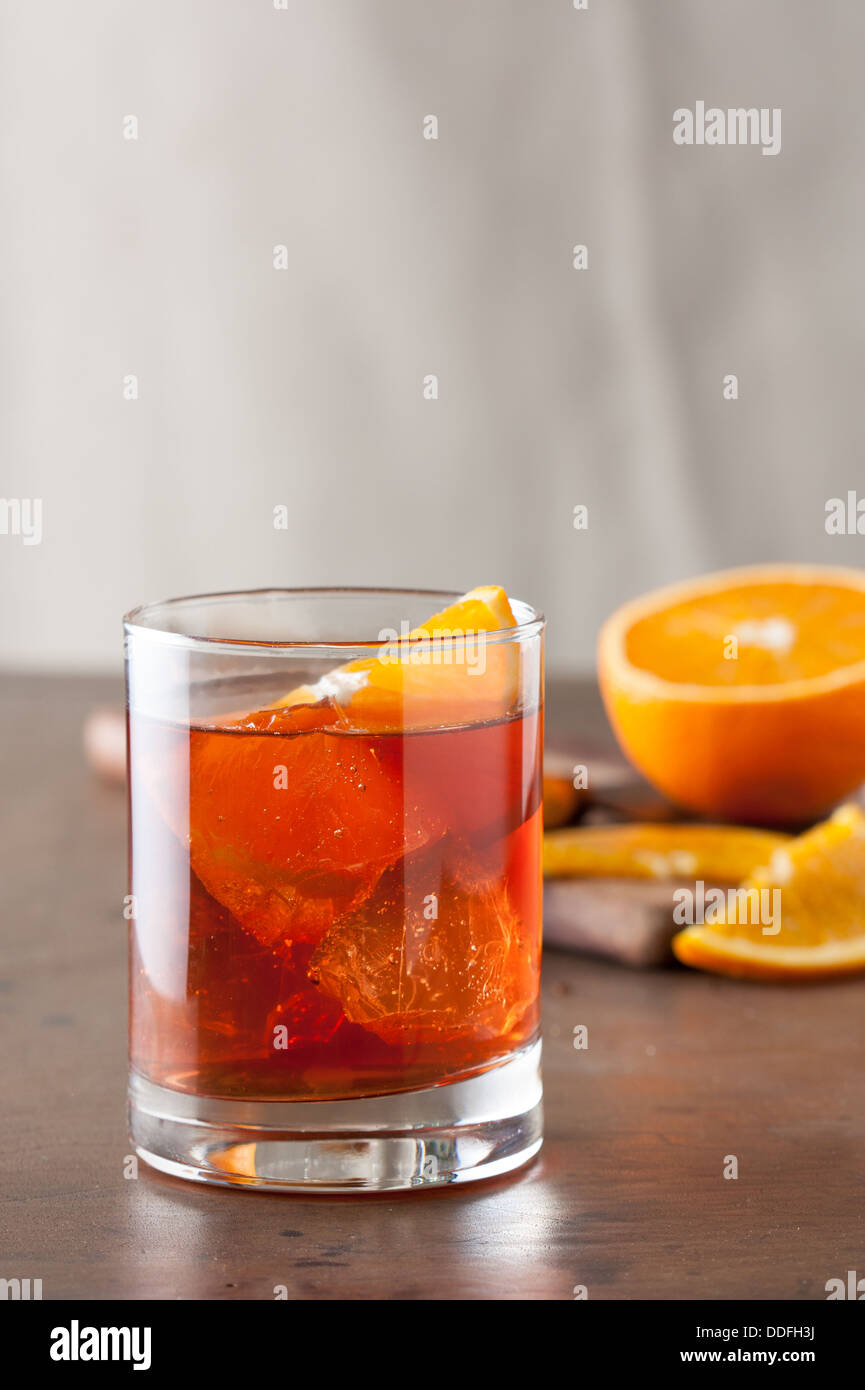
126;587;544;1190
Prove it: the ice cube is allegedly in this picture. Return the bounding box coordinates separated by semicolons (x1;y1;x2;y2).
184;721;441;948
308;842;538;1046
265;988;344;1049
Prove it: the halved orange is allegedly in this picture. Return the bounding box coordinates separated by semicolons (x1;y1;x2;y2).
277;585;520;730
672;804;865;979
598;565;865;825
543;823;789;882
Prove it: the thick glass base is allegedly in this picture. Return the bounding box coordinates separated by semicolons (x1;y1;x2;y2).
129;1040;542;1193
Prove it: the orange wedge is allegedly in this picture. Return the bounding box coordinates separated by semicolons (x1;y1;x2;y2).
277;585;520;729
598;565;865;824
543;823;789;882
672;804;865;979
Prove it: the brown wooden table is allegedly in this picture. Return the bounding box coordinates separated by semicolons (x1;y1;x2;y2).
1;672;862;1300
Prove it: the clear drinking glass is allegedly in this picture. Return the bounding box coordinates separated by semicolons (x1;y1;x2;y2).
125;588;544;1191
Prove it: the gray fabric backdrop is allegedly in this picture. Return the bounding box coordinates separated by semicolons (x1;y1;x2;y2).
2;0;864;670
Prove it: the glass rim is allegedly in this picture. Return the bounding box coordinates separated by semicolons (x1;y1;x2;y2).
123;586;545;655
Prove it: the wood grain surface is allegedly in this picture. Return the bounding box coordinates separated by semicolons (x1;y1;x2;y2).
1;672;863;1301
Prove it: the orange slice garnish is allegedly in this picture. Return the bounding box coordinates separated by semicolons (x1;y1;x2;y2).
278;585;519;730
